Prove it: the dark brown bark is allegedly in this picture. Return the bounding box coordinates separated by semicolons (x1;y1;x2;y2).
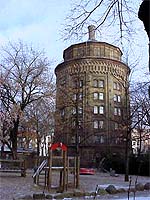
10;117;20;159
0;143;5;158
124;129;131;182
37;133;41;156
125;138;129;182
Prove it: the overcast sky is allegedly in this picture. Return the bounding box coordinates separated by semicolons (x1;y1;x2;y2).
0;0;149;81
0;0;71;62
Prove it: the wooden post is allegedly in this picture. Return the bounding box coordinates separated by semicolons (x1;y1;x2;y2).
46;143;70;191
37;157;40;185
74;156;76;187
59;170;63;189
44;169;47;187
75;155;80;188
62;150;67;191
66;156;69;191
47;149;52;190
21;160;26;177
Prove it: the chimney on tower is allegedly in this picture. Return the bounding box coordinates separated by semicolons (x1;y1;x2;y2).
88;25;96;41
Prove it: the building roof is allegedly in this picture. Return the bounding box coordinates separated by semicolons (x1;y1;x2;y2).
63;40;123;58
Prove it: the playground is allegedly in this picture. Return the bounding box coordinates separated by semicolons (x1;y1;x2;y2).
32;142;80;192
0;143;149;199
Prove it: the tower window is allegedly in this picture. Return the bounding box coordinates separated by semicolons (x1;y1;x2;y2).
72;120;76;127
94;120;98;129
94;92;99;100
99;120;104;128
73;94;77;100
114;122;119;130
73;80;83;88
99;92;104;100
118;95;121;102
72;107;83;114
93;79;104;88
114;94;117;102
72;107;76;114
78;107;83;114
93;92;104;100
114;94;121;102
113;82;122;90
60;108;65;117
99;106;104;114
114;107;118;115
118;108;121;116
94;106;99;114
114;107;121;116
79;80;83;87
93;120;104;129
95;135;105;144
93;80;98;87
99;80;104;88
79;93;83;100
113;82;117;90
94;106;104;114
117;83;121;90
73;93;83;101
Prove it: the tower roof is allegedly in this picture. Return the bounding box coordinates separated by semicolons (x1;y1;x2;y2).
62;25;123;62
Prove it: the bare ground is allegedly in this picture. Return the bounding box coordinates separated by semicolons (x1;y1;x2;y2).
0;170;149;200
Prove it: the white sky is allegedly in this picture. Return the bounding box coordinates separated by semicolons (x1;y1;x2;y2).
0;0;71;63
0;0;149;81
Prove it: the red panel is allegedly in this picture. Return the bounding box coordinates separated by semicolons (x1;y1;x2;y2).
80;168;95;175
50;143;67;151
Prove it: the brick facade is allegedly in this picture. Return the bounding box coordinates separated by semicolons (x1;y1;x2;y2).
55;30;130;167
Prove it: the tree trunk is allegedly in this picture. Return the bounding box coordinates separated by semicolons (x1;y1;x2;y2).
124;130;131;182
10;117;19;159
125;146;129;182
37;134;41;156
1;143;4;158
138;130;142;156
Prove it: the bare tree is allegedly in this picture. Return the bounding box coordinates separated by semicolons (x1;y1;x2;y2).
23;95;55;156
63;0;141;42
108;74;150;181
131;81;150;127
130;81;150;155
0;41;54;159
62;0;148;79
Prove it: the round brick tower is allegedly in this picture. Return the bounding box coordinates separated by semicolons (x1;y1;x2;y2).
55;26;130;167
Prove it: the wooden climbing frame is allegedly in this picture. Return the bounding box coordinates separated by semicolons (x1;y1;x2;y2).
33;143;80;192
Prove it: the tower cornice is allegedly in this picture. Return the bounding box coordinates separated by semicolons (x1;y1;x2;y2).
55;58;130;81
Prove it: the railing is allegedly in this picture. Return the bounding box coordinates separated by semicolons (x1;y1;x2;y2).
32;159;47;178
